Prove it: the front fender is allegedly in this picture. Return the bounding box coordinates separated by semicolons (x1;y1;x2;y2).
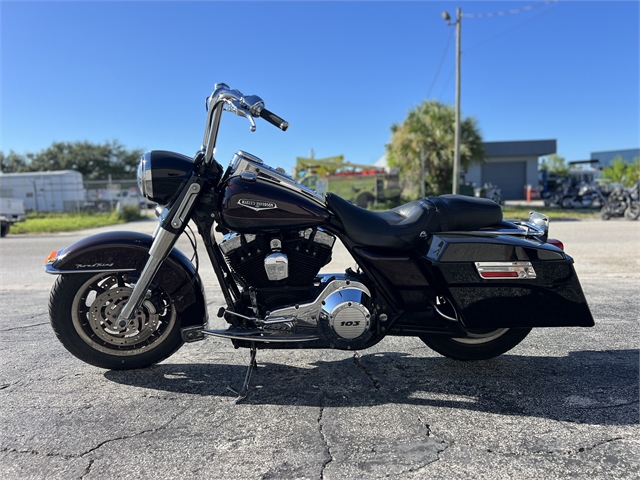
45;231;207;328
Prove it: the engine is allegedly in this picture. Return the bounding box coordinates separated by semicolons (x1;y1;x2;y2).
219;227;336;310
220;229;376;349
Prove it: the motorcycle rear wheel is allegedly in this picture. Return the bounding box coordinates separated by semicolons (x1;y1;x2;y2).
420;327;531;361
624;203;640;221
49;272;184;370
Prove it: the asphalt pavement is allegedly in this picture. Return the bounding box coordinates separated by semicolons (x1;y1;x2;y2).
0;218;638;479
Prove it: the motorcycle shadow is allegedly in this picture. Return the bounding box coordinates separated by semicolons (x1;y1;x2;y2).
104;349;638;426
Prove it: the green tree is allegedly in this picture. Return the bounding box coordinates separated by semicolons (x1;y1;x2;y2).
600;156;640;187
385;100;485;196
539;154;568;177
26;141;143;180
0;151;29;173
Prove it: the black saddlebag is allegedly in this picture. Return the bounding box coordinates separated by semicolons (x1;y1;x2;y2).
421;234;594;328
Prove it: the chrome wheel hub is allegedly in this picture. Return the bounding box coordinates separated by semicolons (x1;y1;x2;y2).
87;287;160;346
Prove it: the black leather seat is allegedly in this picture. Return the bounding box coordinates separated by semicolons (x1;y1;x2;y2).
326;193;503;249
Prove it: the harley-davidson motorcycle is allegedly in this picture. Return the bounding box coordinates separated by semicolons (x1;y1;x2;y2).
45;84;594;401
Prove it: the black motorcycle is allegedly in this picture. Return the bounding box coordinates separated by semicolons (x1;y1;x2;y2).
601;182;640;221
45;84;594;401
559;182;606;209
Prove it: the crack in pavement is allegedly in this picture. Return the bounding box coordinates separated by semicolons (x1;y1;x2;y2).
80;459;94;480
573;436;627;454
474;436;630;457
317;402;333;480
353;352;380;391
0;322;49;332
79;409;186;458
574;399;639;409
1;408;189;479
410;415;453;472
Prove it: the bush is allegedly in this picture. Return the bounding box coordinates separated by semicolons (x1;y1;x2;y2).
119;205;143;222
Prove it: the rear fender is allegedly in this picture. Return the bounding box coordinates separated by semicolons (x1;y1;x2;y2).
45;231;207;328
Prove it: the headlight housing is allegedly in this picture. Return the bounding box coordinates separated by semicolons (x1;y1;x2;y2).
136;151;196;206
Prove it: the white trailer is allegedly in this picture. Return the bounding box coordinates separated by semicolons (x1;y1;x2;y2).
0;170;86;212
0;198;26;237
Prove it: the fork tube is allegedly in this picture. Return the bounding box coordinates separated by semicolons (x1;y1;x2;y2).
116;227;178;326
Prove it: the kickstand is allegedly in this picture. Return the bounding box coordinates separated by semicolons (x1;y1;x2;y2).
227;343;258;403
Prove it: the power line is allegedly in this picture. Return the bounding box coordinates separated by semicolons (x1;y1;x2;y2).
462;0;558;19
427;27;455;99
465;1;564;52
437;66;455;101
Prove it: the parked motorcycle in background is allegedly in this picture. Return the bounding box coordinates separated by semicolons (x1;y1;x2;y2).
601;181;640;221
474;183;503;205
44;84;595;402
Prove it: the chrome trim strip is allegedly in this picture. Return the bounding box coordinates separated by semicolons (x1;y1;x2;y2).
436;227;545;238
202;329;319;343
44;264;136;275
475;261;537;280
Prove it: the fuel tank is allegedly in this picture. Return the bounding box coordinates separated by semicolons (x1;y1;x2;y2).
219;151;330;232
220;173;330;232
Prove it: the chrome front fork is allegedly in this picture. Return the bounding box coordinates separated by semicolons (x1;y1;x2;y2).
115;226;178;327
116;178;202;327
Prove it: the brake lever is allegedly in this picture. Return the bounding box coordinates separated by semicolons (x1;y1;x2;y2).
228;100;257;132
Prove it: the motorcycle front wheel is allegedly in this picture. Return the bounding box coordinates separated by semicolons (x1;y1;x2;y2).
420;327;532;361
49;271;184;370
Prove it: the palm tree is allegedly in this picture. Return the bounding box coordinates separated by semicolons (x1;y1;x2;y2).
386;100;485;197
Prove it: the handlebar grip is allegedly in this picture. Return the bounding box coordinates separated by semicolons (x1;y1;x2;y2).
260;108;289;131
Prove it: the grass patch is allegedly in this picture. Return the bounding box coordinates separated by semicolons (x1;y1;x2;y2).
10;207;146;234
371;198;598;221
501;205;599;221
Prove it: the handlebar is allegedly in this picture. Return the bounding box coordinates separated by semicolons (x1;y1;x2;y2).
259;108;289;131
201;83;288;166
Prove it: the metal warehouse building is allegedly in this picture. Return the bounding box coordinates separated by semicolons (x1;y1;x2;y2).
465;139;557;200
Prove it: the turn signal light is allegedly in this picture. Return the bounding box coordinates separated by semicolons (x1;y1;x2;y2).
547;238;564;250
45;250;59;264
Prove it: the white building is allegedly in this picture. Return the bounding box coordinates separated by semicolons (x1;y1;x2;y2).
0;170;86;212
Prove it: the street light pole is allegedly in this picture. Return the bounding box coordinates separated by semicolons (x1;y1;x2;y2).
443;8;462;195
453;7;462;195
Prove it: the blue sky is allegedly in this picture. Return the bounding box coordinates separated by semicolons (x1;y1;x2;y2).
1;1;638;175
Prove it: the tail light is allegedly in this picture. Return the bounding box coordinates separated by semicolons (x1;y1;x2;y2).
547;238;564;250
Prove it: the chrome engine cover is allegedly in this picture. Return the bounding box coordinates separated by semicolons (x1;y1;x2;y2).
263;274;375;349
322;288;371;339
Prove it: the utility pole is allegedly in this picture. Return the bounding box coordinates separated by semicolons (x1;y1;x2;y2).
420;148;426;198
443;8;462;195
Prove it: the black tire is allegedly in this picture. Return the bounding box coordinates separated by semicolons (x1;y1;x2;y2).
49;272;184;370
600;207;611;220
0;222;9;237
624;202;640;221
561;197;574;209
420;327;532;361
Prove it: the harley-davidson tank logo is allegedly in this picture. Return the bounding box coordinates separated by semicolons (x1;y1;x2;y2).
238;199;277;212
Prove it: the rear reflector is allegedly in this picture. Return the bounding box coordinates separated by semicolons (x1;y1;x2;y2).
480;271;519;278
475;261;537;280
